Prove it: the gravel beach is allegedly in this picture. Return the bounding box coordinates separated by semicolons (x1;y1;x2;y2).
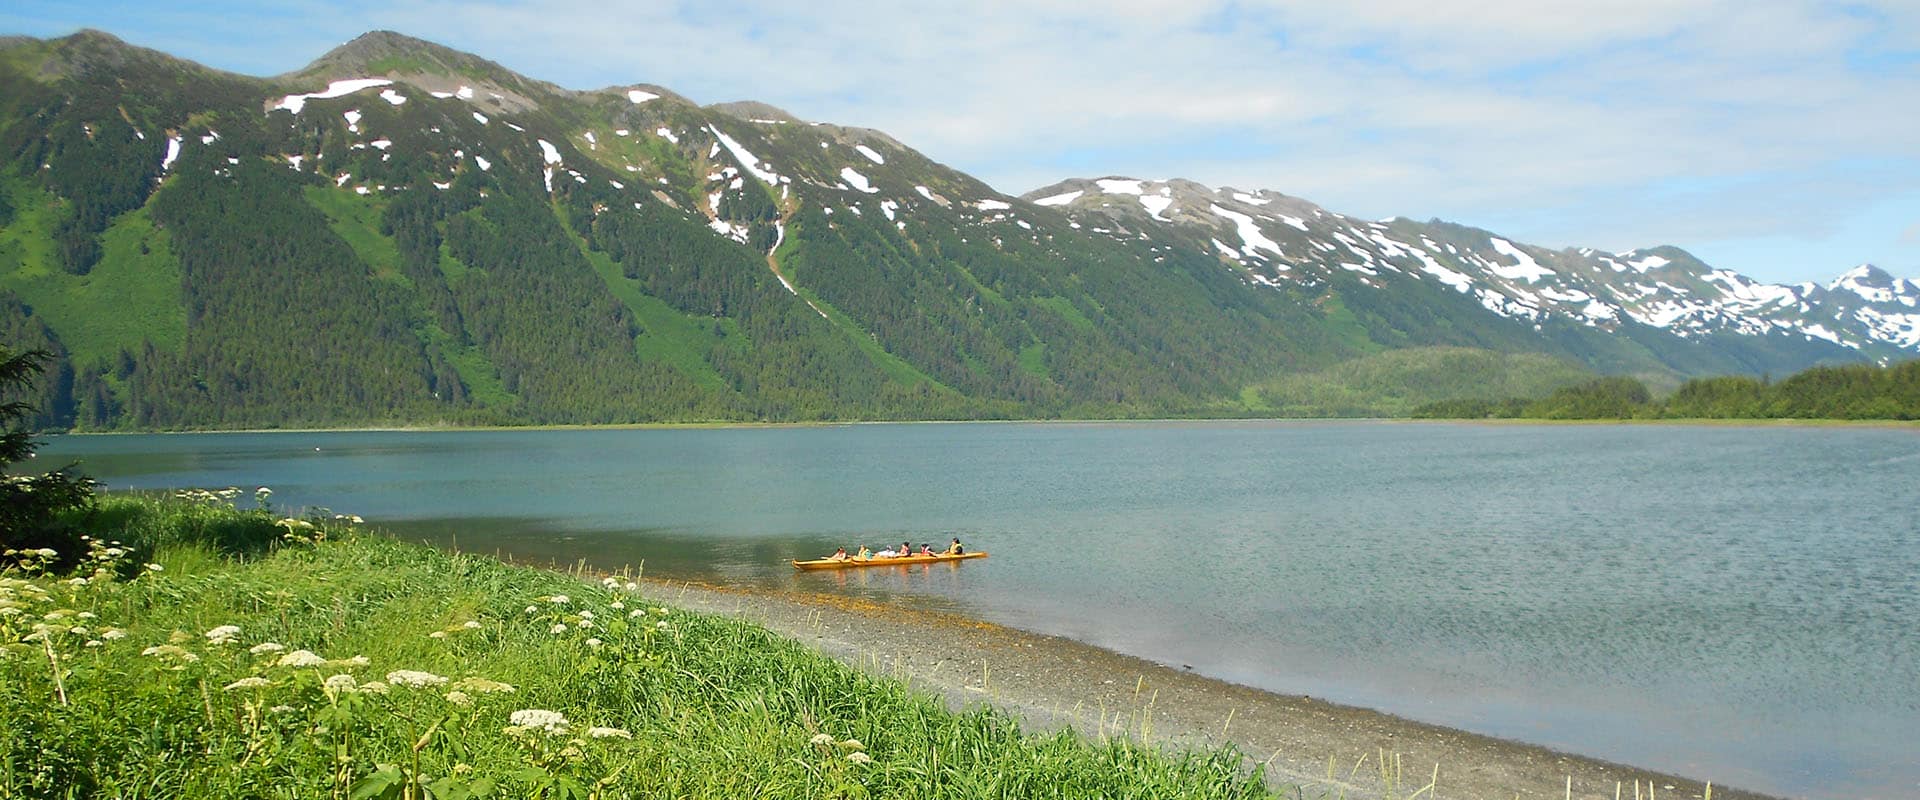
647;577;1778;800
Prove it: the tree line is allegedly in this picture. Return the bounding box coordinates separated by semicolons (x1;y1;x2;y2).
1413;359;1920;420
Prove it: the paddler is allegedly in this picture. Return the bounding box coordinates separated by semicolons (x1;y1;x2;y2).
945;537;964;555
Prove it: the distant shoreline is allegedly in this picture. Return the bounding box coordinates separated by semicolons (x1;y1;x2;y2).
44;415;1920;436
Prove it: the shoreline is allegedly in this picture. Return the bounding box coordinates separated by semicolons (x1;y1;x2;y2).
636;576;1778;800
42;415;1920;436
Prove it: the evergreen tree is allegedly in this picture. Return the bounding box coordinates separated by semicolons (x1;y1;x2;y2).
0;346;96;570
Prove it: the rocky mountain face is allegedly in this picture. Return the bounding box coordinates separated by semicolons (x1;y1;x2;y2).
0;30;1911;429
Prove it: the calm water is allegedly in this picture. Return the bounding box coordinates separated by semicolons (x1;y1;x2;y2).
41;422;1920;798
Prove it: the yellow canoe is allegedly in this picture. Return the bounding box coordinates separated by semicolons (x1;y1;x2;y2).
792;551;988;570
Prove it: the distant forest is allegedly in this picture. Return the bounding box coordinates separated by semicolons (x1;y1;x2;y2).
1414;359;1920;421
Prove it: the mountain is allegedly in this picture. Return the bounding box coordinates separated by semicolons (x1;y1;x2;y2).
1020;178;1920;362
0;30;1912;430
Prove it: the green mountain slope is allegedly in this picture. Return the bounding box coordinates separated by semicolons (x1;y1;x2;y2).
0;30;1904;429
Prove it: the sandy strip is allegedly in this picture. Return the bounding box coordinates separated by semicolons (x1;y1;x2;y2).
645;578;1776;800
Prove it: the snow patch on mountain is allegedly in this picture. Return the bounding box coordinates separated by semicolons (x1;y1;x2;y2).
707;125;780;184
160;136;181;172
1138;193;1173;220
1210;205;1283;260
855;144;885;165
379;88;406;105
536;139;562;165
628;89;659;104
271;78;393;114
1033;189;1082;206
840;167;876;193
1488;238;1554;283
1096;178;1143;195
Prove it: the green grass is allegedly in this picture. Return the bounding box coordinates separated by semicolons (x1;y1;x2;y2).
1247;346;1595;418
0;180;187;367
1031;295;1094;332
556;203;734;393
303;186;405;285
1317;294;1382;355
1017;342;1048;378
2;495;1280;799
792;286;955;392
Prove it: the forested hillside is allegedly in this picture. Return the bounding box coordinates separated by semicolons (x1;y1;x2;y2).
1412;359;1920;420
0;30;1910;430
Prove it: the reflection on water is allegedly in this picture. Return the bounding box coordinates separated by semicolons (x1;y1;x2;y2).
41;422;1920;798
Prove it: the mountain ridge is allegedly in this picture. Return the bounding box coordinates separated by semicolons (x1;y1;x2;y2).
0;28;1912;430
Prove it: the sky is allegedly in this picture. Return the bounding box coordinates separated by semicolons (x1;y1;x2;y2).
5;0;1918;285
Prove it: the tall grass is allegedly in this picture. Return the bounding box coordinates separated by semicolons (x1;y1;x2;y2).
3;494;1281;799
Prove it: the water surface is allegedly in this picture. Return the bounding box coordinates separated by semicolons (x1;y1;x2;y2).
43;422;1920;798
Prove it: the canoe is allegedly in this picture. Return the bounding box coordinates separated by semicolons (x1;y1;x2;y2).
792;551;988;570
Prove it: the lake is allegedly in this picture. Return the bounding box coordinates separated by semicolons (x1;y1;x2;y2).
41;421;1920;797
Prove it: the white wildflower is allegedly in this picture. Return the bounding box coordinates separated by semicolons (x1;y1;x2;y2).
547;595;570;605
609;601;624;610
428;631;448;639
587;726;631;739
386;670;448;688
584;637;601;647
145;564;164;572
445;690;472;706
276;649;327;667
269;705;295;714
623;582;638;592
225;677;273;691
34;548;58;558
323;674;358;693
204;625;242;645
655;621;669;630
101;629;127;641
810;733;834;746
84;639;103;648
341;655;371;667
509;709;569;734
524;605;538;614
628;609;645;618
578;610;594;620
600;577;619;589
462;620;481;629
575;619;594;629
66;577;88;587
550;623;568;635
847;752;873;765
76;612;95;620
248;642;284;654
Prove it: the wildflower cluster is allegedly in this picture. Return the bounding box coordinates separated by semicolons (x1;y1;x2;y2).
174;487;244;505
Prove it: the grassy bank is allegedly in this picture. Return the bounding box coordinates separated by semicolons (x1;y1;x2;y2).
2;494;1273;799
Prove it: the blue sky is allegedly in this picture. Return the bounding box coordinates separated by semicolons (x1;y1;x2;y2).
6;0;1918;285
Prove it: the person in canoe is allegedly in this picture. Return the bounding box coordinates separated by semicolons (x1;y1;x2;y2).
918;543;937;557
824;547;849;561
855;545;873;560
895;541;914;558
945;537;964;555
